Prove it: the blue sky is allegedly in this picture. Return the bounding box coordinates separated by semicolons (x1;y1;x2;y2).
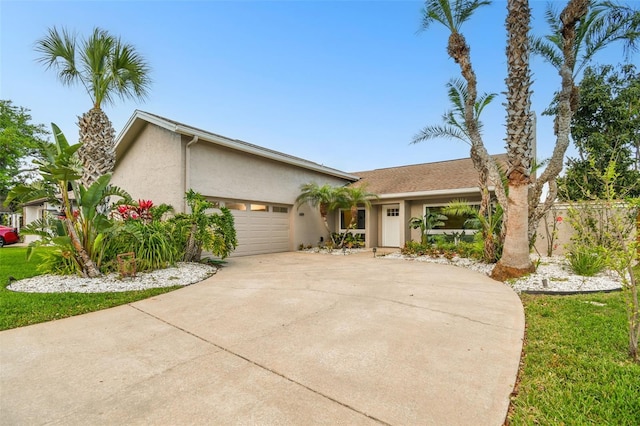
1;0;636;173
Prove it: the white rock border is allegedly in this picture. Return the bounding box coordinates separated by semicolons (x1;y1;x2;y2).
7;262;217;294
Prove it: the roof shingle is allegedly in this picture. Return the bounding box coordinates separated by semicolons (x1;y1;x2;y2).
350;155;507;195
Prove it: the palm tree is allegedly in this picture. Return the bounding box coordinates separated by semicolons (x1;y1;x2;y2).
35;27;151;188
491;0;536;280
337;185;378;246
6;124;132;277
412;78;497;221
529;0;640;241
420;0;508;226
295;182;342;245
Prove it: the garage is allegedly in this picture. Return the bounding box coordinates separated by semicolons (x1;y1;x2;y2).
224;201;291;256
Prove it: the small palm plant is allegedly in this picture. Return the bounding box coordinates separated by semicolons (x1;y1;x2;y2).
409;208;448;246
443;199;503;263
295;182;343;245
336;185;378;247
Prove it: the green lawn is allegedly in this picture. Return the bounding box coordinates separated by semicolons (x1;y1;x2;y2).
508;291;640;425
0;246;180;331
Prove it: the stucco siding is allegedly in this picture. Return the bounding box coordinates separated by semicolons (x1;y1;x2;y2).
187;141;349;250
112;124;185;211
188;142;346;204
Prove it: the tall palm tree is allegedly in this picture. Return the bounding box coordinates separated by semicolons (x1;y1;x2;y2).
492;0;536;280
295;182;342;244
412;78;497;219
421;0;509;223
35;27;151;188
529;0;640;241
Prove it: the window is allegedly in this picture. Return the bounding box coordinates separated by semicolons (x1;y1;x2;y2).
340;209;366;230
386;208;399;217
423;205;480;232
226;202;247;211
250;204;268;212
272;206;288;213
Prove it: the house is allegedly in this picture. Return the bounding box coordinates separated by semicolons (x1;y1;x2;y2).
349;156;506;248
112;110;506;256
112;111;358;256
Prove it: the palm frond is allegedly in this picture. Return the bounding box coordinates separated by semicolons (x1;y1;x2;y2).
412;124;469;145
34;27;79;87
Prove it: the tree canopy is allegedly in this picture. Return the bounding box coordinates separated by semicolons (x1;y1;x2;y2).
0;100;50;209
559;64;640;200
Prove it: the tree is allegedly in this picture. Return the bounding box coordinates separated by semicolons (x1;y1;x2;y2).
421;0;533;278
412;79;502;259
295;182;343;245
0;100;50;208
336;185;377;246
491;0;536;280
35;27;151;188
420;0;509;219
559;64;640;200
179;189;237;262
529;0;640;240
6;124;131;278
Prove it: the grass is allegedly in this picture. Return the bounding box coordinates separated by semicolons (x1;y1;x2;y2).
0;246;181;331
508;290;640;425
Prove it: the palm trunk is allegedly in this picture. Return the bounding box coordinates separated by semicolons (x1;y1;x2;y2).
492;0;535;280
184;223;200;262
63;217;101;278
78;108;116;215
449;34;509;221
528;0;589;242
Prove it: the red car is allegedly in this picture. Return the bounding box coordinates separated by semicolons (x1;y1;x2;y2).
0;225;20;247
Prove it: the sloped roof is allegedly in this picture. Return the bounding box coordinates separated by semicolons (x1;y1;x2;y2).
115;110;359;181
351;155;507;196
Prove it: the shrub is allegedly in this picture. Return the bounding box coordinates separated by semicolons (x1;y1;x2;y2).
401;241;427;256
567;245;606;276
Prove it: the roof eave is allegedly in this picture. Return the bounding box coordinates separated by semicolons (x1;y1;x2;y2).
374;186;495;200
115;111;358;182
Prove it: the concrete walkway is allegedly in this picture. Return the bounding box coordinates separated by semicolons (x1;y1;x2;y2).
0;252;524;425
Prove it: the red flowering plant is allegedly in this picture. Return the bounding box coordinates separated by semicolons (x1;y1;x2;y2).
541;209;563;256
113;199;154;224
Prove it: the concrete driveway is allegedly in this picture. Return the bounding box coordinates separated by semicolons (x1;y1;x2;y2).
1;252;524;425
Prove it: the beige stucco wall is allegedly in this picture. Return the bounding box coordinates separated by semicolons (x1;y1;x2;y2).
114;125;352;251
112;124;185;211
188;140;349;250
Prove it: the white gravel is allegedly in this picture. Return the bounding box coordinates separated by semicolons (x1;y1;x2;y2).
379;252;623;294
7;262;217;293
7;250;624;295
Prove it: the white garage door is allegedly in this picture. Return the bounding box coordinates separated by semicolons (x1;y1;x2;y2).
226;202;290;256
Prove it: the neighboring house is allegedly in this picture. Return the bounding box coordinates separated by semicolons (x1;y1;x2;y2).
21;198;61;244
349;156;507;248
112;111;358;256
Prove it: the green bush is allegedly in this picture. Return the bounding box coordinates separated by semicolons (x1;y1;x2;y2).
401;241;427;256
101;220;181;273
567;245;606;276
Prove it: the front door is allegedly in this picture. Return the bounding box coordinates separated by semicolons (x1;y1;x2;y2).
382;205;400;247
